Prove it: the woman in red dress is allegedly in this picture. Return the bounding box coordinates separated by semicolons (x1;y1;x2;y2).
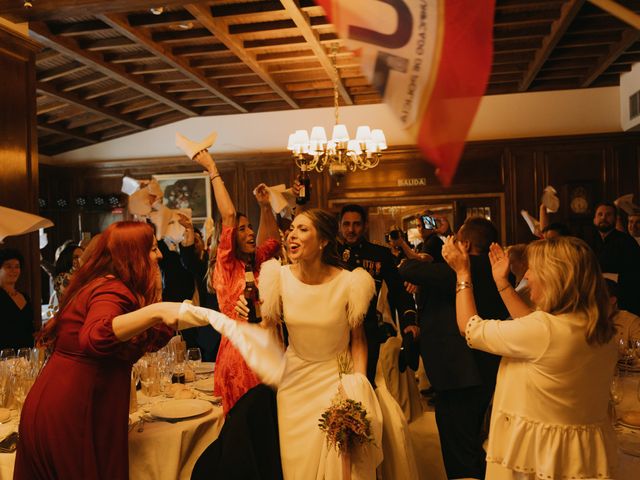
188;147;280;414
14;221;181;480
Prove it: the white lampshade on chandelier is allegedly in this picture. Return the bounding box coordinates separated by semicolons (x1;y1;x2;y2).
287;45;387;180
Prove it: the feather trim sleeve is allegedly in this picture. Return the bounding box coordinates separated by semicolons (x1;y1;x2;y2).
347;267;375;329
258;258;282;326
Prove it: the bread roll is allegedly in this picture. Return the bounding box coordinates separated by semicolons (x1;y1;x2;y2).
174;388;196;399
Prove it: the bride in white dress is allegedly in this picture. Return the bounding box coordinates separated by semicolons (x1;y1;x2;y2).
259;209;383;480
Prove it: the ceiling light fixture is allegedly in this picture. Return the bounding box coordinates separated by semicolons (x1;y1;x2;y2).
286;43;386;182
150;7;164;15
169;21;194;31
23;0;33;8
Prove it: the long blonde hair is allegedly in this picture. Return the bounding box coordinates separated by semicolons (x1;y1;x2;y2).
526;236;614;345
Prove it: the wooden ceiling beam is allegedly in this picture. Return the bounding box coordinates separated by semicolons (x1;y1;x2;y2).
580;27;640;86
102;92;146;108
37;63;88;82
172;44;230;57
98;13;248;113
105;52;157;64
85;120;118;134
49;20;111;37
30;22;199;116
38;123;100;144
136;105;174;121
151;29;212;44
0;0;194;22
100;125;136;141
128;11;195;28
37;102;67;116
36;80;147;131
243;32;338;50
279;0;351;104
80;37;135;51
58;72;106;92
185;3;299;109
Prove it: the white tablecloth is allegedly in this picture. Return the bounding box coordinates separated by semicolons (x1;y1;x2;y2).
616;370;640;478
0;388;224;480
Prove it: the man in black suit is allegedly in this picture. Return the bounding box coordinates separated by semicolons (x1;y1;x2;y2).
584;202;640;315
337;204;420;385
399;217;508;480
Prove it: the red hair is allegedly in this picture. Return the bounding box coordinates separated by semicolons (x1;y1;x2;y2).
38;221;159;347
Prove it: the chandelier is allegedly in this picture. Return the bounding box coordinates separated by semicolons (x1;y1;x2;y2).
286;44;387;180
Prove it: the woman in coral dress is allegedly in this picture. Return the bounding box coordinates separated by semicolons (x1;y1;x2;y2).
184;144;280;414
14;222;181;480
442;235;618;479
259;209;383;479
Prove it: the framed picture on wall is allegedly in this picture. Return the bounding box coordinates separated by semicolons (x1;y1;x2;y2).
564;183;593;218
152;172;212;221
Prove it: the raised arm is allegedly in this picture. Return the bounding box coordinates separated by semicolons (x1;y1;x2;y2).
193;151;236;227
254;183;280;245
539;204;549;235
441;237;478;334
111;303;172;341
488;243;534;318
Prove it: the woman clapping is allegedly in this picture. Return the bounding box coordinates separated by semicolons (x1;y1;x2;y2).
442;235;617;479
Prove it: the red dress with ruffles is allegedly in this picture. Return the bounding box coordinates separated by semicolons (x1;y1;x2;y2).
14;277;173;480
212;225;279;414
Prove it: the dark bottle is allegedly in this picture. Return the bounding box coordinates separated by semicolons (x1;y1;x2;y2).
244;262;262;324
296;164;311;205
171;372;185;384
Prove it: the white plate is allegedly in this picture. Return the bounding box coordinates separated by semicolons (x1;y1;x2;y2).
194;378;214;393
149;399;212;420
194;362;215;374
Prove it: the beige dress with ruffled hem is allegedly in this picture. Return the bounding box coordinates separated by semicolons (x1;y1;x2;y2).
466;311;618;480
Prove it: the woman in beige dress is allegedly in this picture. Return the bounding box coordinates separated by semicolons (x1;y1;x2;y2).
442;235;617;479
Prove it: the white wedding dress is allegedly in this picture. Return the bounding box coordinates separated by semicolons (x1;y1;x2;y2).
259;259;383;480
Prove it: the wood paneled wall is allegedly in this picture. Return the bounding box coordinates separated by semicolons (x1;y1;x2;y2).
0;25;41;324
39;132;640;257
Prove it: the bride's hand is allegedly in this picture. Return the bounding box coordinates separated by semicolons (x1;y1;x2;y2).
442;236;470;275
234;295;249;320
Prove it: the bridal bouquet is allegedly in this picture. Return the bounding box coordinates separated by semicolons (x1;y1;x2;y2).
318;383;374;478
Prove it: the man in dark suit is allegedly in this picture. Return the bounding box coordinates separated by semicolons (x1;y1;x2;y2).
337;204;420;385
399;217;508;480
584;202;640;315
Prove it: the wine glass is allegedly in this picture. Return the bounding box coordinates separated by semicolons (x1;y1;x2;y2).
610;374;624;427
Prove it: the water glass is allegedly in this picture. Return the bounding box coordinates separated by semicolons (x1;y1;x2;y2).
187;348;202;370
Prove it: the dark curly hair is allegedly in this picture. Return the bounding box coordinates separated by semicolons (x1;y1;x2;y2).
0;248;24;268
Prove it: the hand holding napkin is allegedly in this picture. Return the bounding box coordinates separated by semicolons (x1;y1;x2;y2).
252;183;296;219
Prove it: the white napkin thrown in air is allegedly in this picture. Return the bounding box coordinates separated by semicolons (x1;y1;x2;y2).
541;185;559;213
520;209;541;236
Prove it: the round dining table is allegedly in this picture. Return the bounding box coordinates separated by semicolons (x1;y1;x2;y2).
0;383;224;480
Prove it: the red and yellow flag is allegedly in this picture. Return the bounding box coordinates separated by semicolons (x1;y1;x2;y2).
315;0;495;186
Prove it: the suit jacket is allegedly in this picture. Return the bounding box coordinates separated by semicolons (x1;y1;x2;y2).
399;255;508;391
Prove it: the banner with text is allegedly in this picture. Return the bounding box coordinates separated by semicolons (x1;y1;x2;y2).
315;0;495;186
